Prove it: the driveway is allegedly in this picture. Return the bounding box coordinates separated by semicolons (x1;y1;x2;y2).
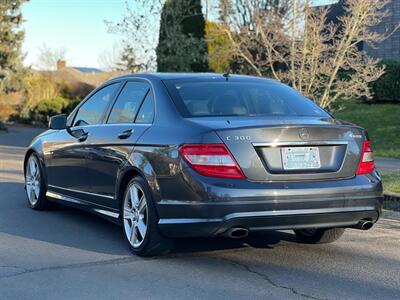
0;125;400;300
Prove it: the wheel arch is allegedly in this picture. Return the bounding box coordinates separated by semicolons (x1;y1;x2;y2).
115;155;161;213
24;148;44;175
24;148;36;174
115;168;143;209
24;146;48;186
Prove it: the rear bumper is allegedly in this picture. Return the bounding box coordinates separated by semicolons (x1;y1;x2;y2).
159;207;380;237
156;171;383;238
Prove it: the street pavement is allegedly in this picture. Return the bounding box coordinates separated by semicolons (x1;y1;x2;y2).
0;125;399;300
374;157;400;173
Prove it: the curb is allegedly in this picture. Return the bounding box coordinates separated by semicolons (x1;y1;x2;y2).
383;192;400;212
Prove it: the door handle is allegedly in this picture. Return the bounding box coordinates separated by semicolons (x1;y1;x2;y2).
77;132;89;142
70;128;89;142
118;129;133;139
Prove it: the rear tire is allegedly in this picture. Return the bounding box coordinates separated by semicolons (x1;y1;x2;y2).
294;228;345;244
121;176;173;256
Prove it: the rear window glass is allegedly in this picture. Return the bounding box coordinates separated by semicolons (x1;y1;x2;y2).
164;79;328;118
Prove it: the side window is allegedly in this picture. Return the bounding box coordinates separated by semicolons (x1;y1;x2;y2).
135;92;154;123
73;83;119;126
108;81;149;124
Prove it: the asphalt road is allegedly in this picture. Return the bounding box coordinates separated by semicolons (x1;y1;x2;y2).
1;125;400;300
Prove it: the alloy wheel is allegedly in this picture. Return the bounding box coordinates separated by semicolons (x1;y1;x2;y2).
123;183;148;248
25;156;41;206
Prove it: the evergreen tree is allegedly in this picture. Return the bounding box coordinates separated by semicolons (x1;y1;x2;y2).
0;1;27;94
117;45;144;73
156;0;208;72
206;21;233;73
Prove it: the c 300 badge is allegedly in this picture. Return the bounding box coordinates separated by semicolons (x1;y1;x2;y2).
226;135;251;141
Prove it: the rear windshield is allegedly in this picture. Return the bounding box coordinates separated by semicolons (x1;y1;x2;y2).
164;79;329;118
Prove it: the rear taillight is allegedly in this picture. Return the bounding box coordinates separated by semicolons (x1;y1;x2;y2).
178;144;245;179
356;140;375;175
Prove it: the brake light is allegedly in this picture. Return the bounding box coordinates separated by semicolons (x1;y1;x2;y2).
179;144;245;179
356;140;375;175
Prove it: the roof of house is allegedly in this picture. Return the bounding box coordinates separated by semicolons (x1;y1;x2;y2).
72;67;103;73
314;0;344;24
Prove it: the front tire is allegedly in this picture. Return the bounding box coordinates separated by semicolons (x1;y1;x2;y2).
121;176;173;256
25;153;50;210
294;228;345;244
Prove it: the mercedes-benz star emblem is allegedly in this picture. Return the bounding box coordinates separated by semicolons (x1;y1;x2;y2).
299;128;310;140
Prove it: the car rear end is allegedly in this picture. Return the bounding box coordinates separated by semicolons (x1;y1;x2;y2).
157;76;383;238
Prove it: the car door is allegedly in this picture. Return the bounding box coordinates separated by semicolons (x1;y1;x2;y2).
46;82;121;200
84;80;154;208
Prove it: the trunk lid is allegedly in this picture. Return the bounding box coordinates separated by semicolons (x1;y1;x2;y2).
189;116;365;181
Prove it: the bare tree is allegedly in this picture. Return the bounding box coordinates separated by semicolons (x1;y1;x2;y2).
220;0;398;109
98;43;123;72
106;0;164;71
215;0;291;74
98;41;145;73
35;44;67;71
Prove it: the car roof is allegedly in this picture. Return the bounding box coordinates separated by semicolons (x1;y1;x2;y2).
111;72;276;82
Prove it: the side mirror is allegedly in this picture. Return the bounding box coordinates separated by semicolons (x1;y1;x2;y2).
49;114;67;130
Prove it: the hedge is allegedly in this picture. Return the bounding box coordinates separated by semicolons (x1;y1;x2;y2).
30;97;69;124
30;97;80;125
372;60;400;103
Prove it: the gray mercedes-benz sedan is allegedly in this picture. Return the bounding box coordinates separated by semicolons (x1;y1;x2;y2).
24;73;383;256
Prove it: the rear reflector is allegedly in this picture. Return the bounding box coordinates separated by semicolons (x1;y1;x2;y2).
179;144;245;179
356;140;375;175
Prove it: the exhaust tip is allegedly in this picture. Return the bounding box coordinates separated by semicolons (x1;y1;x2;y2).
223;227;249;239
353;220;374;230
360;221;373;230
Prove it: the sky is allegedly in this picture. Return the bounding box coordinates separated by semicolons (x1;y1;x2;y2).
22;0;127;69
22;0;337;70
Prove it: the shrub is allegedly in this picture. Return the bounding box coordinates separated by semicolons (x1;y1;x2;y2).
30;97;69;125
60;80;94;100
0;92;20;122
63;98;81;114
18;72;84;125
0;120;7;132
371;60;400;103
0;101;16;122
22;73;61;118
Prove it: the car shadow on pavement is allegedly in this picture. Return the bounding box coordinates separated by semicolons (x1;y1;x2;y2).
0;182;132;256
0;181;300;256
171;231;297;255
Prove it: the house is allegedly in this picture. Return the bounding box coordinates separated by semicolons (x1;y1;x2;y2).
53;59;123;91
49;60;125;99
316;0;400;61
56;60;103;74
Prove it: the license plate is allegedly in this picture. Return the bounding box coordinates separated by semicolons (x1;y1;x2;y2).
282;147;321;170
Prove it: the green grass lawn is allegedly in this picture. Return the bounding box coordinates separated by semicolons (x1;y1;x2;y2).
334;100;400;159
381;172;400;194
334;100;400;195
